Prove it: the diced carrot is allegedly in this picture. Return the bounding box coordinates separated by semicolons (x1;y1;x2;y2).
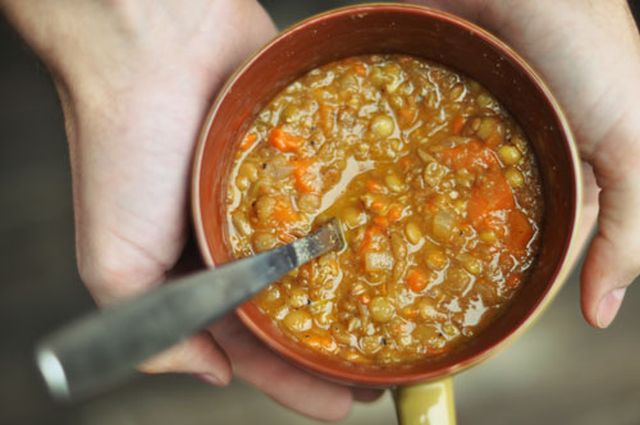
277;231;296;244
401;306;419;320
371;201;387;215
272;198;299;224
440;140;497;171
366;179;386;194
451;115;465;135
353;62;367;76
240;133;257;151
293;159;319;193
268;127;303;152
373;215;389;228
387;205;403;223
302;333;337;352
485;132;502;149
359;224;383;255
358;293;371;305
406;268;429;292
505;209;533;252
467;169;515;226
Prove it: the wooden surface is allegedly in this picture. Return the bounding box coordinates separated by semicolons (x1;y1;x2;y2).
0;1;638;424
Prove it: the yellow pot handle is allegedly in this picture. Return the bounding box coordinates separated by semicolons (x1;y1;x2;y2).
393;378;456;425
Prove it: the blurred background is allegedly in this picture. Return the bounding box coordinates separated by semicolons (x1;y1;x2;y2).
1;1;639;424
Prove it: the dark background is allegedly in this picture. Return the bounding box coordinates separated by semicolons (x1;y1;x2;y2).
1;1;639;424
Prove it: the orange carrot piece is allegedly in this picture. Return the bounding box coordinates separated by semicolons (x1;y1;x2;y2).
353;63;367;76
467;169;515;225
302;333;337;352
451;115;465;135
371;201;387;215
268;127;303;152
358;293;371;305
293;160;319;193
505;210;533;252
277;231;296;244
401;306;419;320
272;198;298;224
387;205;403;223
359;224;383;255
440;140;497;171
373;215;389;228
366;179;385;194
240;133;257;151
485;132;502;149
407;268;429;292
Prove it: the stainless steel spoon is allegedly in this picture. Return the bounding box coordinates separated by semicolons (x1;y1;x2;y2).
36;218;345;402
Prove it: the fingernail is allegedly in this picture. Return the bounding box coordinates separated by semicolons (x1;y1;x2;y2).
193;373;223;386
596;287;626;328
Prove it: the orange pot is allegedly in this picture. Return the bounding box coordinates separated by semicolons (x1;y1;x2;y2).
192;4;582;424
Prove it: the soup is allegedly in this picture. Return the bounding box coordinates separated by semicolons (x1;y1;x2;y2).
225;55;543;365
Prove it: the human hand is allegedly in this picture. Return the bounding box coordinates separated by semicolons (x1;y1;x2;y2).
0;0;380;419
410;0;640;328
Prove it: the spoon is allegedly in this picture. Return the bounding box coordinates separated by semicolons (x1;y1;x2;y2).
36;218;345;402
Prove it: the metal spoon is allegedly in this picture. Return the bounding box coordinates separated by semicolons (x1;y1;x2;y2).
36;218;345;402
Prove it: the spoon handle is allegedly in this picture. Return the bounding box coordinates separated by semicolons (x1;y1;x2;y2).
36;219;344;402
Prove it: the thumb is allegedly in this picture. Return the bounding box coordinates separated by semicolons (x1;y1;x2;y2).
581;148;640;328
404;0;487;21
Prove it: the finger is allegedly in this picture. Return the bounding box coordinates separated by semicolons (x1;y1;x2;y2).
210;315;353;421
581;165;640;328
568;162;599;269
139;332;232;386
404;0;489;23
352;388;385;403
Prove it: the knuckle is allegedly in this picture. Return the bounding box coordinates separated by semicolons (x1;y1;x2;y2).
77;241;162;305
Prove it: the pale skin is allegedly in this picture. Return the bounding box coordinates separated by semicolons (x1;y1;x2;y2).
1;0;638;421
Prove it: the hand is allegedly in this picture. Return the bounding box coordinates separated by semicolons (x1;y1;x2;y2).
410;0;640;328
1;0;380;420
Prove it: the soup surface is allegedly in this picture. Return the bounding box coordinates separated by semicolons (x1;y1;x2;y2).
226;55;543;365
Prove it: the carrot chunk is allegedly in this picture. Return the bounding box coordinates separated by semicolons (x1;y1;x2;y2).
240;133;257;151
387;205;403;223
366;179;386;194
293;160;320;193
451;115;465;135
505;209;533;252
439;140;497;171
373;215;389;228
485;132;502;149
272;197;299;225
268;127;303;152
359;224;384;255
302;333;337;352
353;62;367;76
467;169;515;225
407;268;429;292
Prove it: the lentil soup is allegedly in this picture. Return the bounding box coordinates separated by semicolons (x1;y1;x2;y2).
225;54;543;365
